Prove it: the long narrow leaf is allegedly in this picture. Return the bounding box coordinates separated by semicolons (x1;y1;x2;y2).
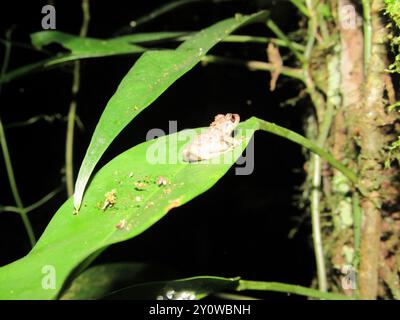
73;11;268;211
0;118;257;299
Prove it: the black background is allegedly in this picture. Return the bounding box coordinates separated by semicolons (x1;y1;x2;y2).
0;0;314;299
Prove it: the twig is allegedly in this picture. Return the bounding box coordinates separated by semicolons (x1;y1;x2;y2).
289;0;310;17
362;0;372;72
6;113;63;128
266;19;306;63
129;0;207;28
237;280;354;300
255;118;359;185
25;186;63;213
352;192;362;299
214;292;260;300
0;28;36;247
0;205;20;214
310;153;327;292
202;55;305;81
0;186;63;214
0;121;36;247
304;0;318;60
178;34;306;51
304;0;329;293
66;0;90;197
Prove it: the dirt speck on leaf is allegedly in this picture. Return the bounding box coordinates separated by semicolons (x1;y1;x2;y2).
102;189;117;211
165;198;181;213
156;176;169;186
116;219;127;230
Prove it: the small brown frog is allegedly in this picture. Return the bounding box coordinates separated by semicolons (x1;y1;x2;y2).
182;113;241;162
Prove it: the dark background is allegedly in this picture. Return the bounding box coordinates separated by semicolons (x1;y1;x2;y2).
0;0;314;299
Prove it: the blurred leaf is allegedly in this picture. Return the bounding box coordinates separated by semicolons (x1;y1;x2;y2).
0;118;258;300
73;11;269;211
115;32;189;44
0;32;187;84
30;31;186;54
31;31;141;53
60;262;178;300
105;276;241;300
0;114;356;300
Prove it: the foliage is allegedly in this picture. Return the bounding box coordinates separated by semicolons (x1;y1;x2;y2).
0;1;374;300
385;0;400;164
385;0;400;74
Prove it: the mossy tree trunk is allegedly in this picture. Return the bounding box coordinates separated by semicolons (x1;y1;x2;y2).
293;0;400;299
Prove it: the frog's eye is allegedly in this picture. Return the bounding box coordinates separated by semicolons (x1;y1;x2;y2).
232;114;240;123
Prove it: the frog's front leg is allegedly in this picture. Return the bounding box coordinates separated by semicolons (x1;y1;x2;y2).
223;135;243;147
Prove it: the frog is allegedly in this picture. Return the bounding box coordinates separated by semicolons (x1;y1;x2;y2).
182;113;242;162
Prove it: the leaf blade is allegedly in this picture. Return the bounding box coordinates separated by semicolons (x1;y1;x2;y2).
0;119;256;299
73;11;268;211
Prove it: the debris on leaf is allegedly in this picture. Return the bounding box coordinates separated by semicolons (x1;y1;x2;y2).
102;189;117;211
134;181;147;191
166;198;181;212
145;201;154;209
156;176;169;186
116;219;127;230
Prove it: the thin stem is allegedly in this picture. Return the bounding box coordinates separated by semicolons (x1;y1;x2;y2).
66;100;77;196
0;205;20;214
0;186;63;215
178;34;306;51
254;117;359;185
310;51;339;292
6;113;64;128
25;186;63;213
66;0;90;196
362;0;372;72
311;153;328;292
237;280;354;300
0;119;36;246
352;193;362;271
290;0;310;17
0;29;36;247
129;0;207;28
304;0;329;293
352;192;361;299
202;55;305;81
214;292;260;300
266;19;306;63
304;0;317;60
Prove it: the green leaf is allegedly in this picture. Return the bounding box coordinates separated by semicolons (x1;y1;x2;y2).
115;32;189;44
30;31;187;54
60;262;178;300
73;11;269;211
0;31;191;85
0;118;257;300
0;115;358;300
237;280;354;300
104;276;240;300
31;31;143;54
